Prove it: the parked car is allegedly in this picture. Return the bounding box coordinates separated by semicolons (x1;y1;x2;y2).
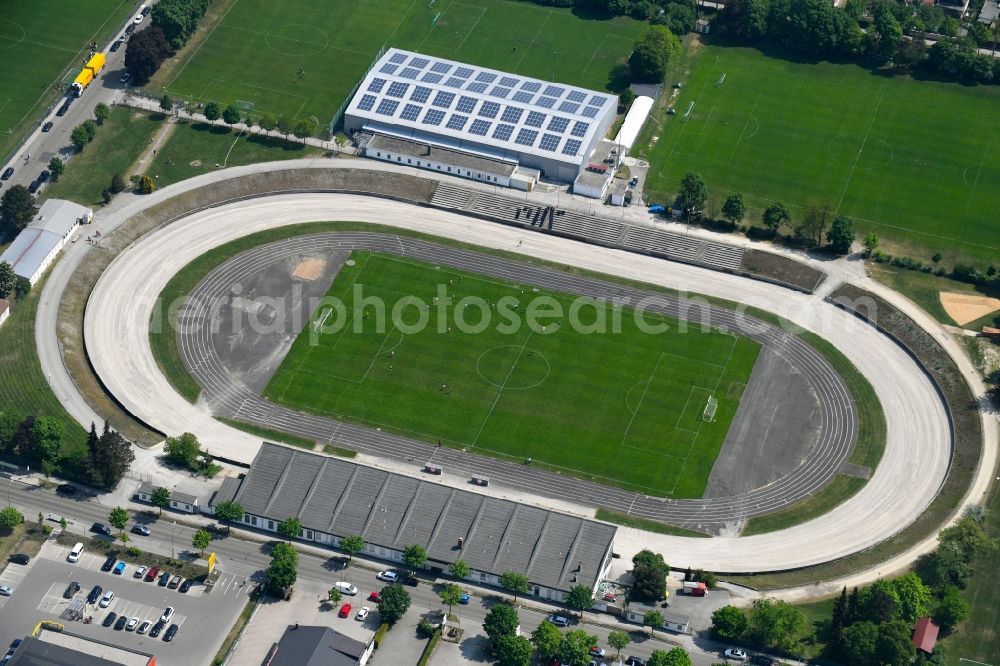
131;524;150;536
124;23;136;35
137;621;151;635
113;562;126;575
86;585;103;604
459;592;469;604
113;615;127;630
168;576;182;589
120;72;131;84
101;555;117;572
589;647;606;658
63;582;81;599
400;576;418;587
8;554;29;565
68;542;84;563
338;603;352;618
134;565;147;579
548;615;570;627
160;607;174;624
99;590;114;608
141;4;151;15
110;37;125;52
367;591;381;603
101;612;117;628
0;586;12;597
42;122;53;132
355;606;370;621
629;176;639;187
37;170;49;183
149;621;165;638
334;582;357;596
56;102;70;117
724;648;747;661
91;523;112;536
625;657;647;666
145;566;159;582
1;167;13;180
163;624;179;642
179;579;193;593
126;617;139;631
132;13;144;25
56;484;77;495
27;180;40;194
376;570;397;582
158;571;171;586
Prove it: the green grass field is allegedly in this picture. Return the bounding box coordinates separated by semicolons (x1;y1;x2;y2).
0;0;136;162
637;42;1000;265
263;251;759;497
152;0;643;125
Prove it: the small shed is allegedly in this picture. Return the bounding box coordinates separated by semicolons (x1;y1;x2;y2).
622;601;691;634
912;616;939;654
695;18;710;34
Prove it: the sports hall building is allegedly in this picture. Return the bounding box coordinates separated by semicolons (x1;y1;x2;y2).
344;48;619;189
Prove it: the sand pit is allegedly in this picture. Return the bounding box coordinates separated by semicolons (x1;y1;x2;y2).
940;291;1000;326
292;257;326;281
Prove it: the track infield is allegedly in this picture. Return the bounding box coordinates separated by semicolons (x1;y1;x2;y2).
263;251;760;498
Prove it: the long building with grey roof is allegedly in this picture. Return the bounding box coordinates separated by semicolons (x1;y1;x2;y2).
220;443;616;600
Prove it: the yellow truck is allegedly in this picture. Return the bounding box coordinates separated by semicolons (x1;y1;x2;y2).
70;52;106;96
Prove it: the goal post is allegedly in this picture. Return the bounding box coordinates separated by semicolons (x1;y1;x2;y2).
702;395;718;422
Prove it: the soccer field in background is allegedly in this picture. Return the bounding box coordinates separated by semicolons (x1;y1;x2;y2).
154;0;644;129
0;0;135;161
637;44;1000;265
264;252;760;498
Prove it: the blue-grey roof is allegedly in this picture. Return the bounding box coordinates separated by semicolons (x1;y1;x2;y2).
32;199;90;237
347;48;617;166
234;443;616;592
0;228;62;280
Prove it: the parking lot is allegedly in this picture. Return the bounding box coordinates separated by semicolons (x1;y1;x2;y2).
0;540;250;665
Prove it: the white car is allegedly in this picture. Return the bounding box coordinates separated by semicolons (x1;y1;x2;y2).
376;570;398;582
334;582;358;596
126;617;139;631
134;565;147;579
99;590;114;607
355;606;370;621
132;12;143;24
160;606;174;624
724;648;747;661
0;585;12;596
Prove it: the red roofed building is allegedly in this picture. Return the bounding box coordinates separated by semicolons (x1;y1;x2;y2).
913;616;940;654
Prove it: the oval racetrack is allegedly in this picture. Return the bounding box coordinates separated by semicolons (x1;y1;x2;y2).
84;192;951;572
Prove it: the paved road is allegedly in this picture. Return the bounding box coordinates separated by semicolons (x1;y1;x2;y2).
0;2;148;191
176;232;857;530
82;188;952;573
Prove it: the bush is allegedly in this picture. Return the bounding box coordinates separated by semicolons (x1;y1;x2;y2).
417;629;442;666
373;623;389;648
127;546;142;557
417;618;437;637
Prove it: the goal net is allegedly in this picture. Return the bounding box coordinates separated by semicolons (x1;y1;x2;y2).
702;395;718;422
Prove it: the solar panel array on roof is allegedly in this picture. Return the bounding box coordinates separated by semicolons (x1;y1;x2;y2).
234;443;617;593
347;48;618;167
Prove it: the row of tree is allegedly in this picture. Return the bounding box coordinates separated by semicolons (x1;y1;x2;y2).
151;0;211;50
125;0;210;85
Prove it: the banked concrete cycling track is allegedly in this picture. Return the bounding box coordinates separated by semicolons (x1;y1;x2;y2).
77;162;991;574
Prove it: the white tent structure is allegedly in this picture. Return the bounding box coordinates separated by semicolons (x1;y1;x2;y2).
612;95;654;154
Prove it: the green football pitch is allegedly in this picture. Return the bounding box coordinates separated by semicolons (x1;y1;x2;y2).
637;44;1000;264
0;0;135;161
264;252;760;498
153;0;644;128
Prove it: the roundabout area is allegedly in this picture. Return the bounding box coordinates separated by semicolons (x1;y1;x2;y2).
76;166;967;574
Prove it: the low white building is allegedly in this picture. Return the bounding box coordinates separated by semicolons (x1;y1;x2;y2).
0;199;91;284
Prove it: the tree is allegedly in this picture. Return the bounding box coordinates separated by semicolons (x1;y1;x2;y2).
678;172;708;217
484;603;520;648
1;185;38;237
402;543;428;571
827;215;855;255
0;507;24;530
222;104;242;125
608;630;630;657
214;500;244;532
499;570;529;601
648;647;691;666
48;157;64;182
628;26;682;83
632;549;669;602
293;119;316;139
558;629;598;666
137;175;156;195
842;620;878;664
150;486;171;516
721;193;746;225
70;123;94;151
93;102;111;126
124;26;171;85
871;3;903;57
110;172;127;194
644;609;664;636
339;534;364;560
861;578;900;624
890;572;931;624
277;517;301;542
829;586;848;647
86;422;134;490
795;202;831;245
449;559;469;580
862;232;879;257
192;528;211;555
0;262;17;299
160;94;173;113
531;621;563;660
265;541;298;596
327;586;342;605
495;634;532;666
108;506;130;535
277;115;295;138
19;417;62;466
723;0;770;41
203;101;221;121
762;202;790;234
438;583;464;615
259;113;278;132
165;432;201;467
711;605;748;641
748;597;806;652
565;584;593;617
377;584;411;624
933;586;970;633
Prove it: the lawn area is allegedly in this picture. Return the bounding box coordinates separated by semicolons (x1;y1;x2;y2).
868;262;1000;330
148;120;324;188
0;276;89;468
263;251;760;498
150;0;644;126
0;0;136;162
635;39;1000;266
741;475;867;536
43;108;162;207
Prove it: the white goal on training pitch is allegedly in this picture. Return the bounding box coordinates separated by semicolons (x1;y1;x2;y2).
702;395;718;422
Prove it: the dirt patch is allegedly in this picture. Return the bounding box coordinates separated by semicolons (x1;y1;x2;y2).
190;160;202;167
292;257;326;281
940;291;1000;327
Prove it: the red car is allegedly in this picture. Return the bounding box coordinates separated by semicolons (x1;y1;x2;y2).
144;566;159;582
338;603;352;618
368;591;381;603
